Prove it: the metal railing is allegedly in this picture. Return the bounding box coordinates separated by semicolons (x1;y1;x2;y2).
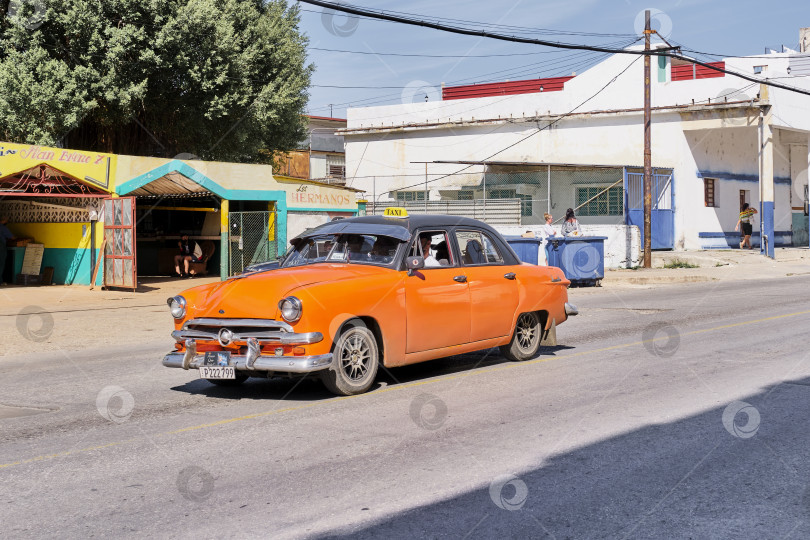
367;199;521;225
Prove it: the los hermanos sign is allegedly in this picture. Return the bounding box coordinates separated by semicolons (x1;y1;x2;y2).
0;141;116;189
288;183;354;210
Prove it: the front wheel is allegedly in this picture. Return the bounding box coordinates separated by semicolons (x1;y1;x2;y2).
320;321;379;396
500;312;542;362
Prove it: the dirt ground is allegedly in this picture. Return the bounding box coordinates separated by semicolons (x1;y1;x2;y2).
0;276;219;357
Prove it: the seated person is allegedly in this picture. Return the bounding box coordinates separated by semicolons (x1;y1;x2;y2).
368;237;398;264
175;235;202;277
434;240;451;266
464;239;485;264
419;234;441;267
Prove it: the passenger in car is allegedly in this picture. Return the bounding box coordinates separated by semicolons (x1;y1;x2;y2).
464;239;485;264
420;235;441;267
434;240;451;266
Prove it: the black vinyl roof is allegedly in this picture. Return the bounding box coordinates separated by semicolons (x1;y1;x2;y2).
290;213;521;266
291;214;501;243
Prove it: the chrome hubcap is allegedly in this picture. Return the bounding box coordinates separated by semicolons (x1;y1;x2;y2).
340;333;370;381
516;314;538;352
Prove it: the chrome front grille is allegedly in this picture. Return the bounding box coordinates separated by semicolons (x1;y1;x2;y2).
173;318;322;346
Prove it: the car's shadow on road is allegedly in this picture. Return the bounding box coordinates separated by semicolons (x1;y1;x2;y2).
376;345;574;387
170;345;574;401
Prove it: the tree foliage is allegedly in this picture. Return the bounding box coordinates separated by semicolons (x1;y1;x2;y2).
0;0;313;162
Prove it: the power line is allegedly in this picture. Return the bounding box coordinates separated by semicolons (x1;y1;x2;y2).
302;7;638;38
299;0;810;98
304;53;607;115
309;46;593;58
366;56;643;198
308;49;620;115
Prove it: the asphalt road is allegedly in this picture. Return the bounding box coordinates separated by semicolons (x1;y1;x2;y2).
2;276;810;539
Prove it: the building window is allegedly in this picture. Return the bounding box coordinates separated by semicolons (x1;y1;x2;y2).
457;190;474;200
487;188;532;217
518;194;532;217
396;191;426;203
576;186;623;216
704;178;716;207
488;188;515;199
753;65;766;75
327;164;345;179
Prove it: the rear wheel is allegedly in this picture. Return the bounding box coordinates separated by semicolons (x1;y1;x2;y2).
320;321;379;396
500;312;542;362
206;372;249;386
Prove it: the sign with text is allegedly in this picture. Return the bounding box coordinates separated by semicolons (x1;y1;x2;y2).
287;183;355;210
0;141;116;190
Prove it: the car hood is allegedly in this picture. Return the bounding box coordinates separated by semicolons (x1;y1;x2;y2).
185;263;390;320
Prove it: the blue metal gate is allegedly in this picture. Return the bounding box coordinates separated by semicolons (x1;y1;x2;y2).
625;169;674;250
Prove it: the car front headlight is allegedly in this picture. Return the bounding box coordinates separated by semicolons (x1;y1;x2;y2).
278;296;302;323
168;295;187;319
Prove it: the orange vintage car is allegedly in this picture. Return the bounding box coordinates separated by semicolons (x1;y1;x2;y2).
163;210;577;395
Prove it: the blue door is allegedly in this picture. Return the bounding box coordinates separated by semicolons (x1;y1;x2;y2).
626;170;674;250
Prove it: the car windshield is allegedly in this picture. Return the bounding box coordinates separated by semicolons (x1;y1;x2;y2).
281;234;402;268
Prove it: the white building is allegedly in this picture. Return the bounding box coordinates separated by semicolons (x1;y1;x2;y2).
341;37;810;255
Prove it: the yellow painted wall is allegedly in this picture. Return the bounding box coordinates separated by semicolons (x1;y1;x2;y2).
8;221;104;249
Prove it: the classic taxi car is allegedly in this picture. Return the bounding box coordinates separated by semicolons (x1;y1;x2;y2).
163;209;577;395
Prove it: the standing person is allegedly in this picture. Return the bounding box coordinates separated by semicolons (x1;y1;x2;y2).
735;203;758;249
174;234;202;277
541;213;556;237
0;216;15;286
561;208;582;237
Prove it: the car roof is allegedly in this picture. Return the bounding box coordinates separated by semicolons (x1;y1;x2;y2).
289;213;521;266
291;214;501;243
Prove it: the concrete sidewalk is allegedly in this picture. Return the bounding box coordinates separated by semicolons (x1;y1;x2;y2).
0;275;220;315
604;247;810;286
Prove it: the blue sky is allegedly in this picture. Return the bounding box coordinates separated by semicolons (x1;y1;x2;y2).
297;0;808;118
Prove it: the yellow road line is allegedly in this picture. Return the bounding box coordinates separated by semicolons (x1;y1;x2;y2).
3;308;810;470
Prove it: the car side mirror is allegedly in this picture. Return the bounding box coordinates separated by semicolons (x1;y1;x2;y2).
406;256;425;275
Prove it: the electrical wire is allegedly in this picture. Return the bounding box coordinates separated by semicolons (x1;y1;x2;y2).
363;56;643;198
302;7;638;38
308;49;621;116
299;0;810;98
309;46;597;58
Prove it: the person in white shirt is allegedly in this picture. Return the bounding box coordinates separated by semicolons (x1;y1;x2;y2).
420;235;441;267
541;213;556;237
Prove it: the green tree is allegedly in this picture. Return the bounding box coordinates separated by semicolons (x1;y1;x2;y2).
0;0;313;162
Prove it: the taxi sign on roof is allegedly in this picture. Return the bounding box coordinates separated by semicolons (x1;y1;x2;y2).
383;207;408;218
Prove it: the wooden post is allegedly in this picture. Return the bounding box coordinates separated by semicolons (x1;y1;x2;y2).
643;9;653;268
89;237;107;290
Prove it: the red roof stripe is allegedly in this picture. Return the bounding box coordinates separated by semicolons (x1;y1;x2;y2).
442;76;575;100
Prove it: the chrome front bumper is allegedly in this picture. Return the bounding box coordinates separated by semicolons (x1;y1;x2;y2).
162;350;333;374
163;318;332;374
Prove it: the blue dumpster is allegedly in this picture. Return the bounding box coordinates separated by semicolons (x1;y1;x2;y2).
504;236;546;265
545;236;607;286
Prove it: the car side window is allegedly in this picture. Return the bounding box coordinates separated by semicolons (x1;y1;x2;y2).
455;230;503;265
408;230;454;268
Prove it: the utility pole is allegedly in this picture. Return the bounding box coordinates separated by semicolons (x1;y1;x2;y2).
642;9;652;268
424;163;428;213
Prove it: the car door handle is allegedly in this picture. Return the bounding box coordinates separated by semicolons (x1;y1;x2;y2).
453;275;467;283
504;272;516;280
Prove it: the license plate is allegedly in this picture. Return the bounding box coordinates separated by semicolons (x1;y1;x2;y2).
199;366;236;379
